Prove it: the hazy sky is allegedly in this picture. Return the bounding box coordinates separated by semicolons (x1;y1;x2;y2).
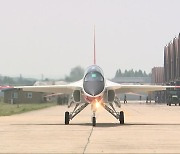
0;0;180;79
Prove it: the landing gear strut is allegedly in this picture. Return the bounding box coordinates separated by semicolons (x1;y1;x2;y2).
103;103;125;124
64;103;89;125
92;111;96;126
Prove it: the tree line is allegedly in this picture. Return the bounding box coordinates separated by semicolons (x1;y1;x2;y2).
0;67;151;85
115;69;151;78
0;66;85;85
64;67;151;82
0;75;36;86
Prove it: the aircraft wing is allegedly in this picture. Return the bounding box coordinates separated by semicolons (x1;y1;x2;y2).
0;86;14;91
105;79;174;94
14;80;83;94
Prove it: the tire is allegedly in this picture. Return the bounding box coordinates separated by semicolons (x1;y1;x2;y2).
65;111;69;125
92;117;96;126
169;103;171;106
119;111;124;124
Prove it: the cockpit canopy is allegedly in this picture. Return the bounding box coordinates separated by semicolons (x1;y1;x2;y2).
84;71;104;82
83;65;105;96
84;65;104;76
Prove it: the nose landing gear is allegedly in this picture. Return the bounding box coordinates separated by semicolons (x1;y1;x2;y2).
92;111;96;126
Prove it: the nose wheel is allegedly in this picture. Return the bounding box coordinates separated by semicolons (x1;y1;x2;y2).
92;117;96;126
92;111;96;126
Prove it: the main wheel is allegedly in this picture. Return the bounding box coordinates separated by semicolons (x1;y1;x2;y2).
65;111;69;125
119;111;124;124
92;117;96;126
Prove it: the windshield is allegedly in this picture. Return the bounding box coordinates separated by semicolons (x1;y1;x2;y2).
84;72;104;82
85;65;104;75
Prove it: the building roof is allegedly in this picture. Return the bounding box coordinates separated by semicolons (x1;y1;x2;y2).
33;81;67;86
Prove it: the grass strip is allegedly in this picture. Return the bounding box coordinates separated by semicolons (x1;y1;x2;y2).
0;102;57;116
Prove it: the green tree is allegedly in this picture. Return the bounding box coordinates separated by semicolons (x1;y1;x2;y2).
138;70;143;77
114;68;150;77
115;69;122;77
3;76;15;85
65;66;84;82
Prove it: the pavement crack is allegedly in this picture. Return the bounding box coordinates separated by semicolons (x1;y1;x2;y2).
83;126;94;154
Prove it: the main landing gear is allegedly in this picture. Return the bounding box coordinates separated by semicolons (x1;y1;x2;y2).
65;111;70;125
103;103;125;124
65;103;89;125
119;111;124;124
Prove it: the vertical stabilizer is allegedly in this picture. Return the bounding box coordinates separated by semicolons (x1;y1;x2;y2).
94;26;96;65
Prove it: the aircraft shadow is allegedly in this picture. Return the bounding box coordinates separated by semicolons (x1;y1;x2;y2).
12;122;180;128
67;123;180;127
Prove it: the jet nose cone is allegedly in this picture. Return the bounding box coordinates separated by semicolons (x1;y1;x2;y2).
83;81;104;96
90;88;101;96
88;90;97;96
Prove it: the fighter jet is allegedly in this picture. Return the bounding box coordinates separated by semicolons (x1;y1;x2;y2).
14;31;177;126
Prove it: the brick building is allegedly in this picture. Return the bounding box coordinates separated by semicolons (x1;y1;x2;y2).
3;88;46;104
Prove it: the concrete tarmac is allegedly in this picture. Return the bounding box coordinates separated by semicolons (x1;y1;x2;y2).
1;102;180;153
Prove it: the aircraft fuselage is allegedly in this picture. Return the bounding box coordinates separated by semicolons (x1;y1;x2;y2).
82;65;105;103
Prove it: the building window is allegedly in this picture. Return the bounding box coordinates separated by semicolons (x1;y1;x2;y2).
27;92;32;99
12;92;18;99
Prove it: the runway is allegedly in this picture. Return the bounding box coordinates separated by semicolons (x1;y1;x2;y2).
1;102;180;153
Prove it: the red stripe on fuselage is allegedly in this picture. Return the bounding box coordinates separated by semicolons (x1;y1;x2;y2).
84;95;102;103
